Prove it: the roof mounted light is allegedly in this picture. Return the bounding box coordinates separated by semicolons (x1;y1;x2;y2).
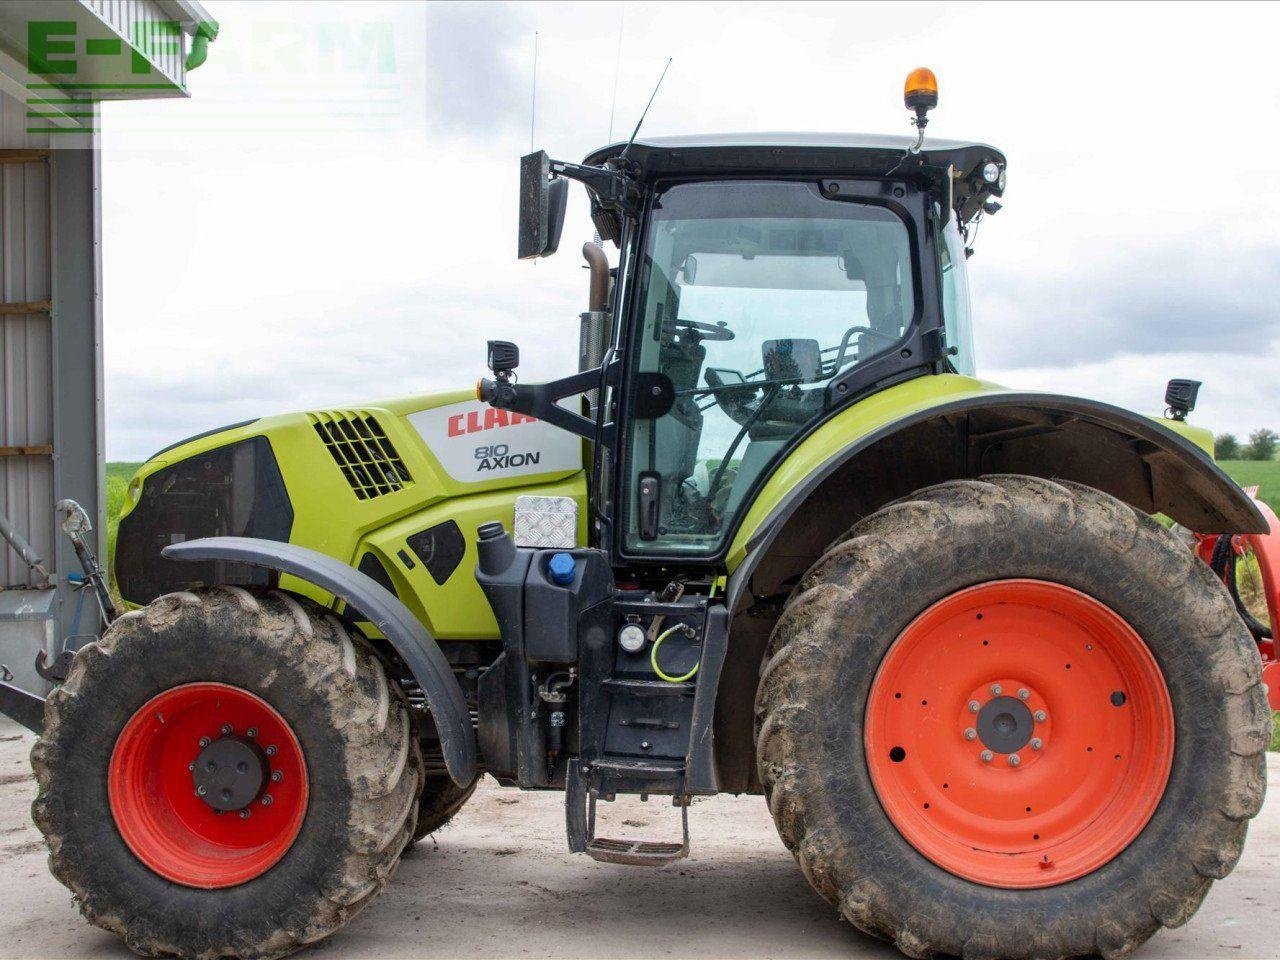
904;67;938;154
982;161;1000;184
904;68;939;112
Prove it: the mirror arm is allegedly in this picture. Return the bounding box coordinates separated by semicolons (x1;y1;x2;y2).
548;160;638;216
480;359;621;445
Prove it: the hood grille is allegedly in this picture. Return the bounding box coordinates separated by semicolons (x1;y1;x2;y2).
311;411;412;500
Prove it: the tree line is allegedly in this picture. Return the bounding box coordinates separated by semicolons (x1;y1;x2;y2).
1215;428;1279;461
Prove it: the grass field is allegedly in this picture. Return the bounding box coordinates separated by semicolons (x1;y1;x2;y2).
1217;459;1280;513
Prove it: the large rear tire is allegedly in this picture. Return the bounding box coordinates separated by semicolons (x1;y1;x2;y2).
32;587;423;960
756;476;1269;960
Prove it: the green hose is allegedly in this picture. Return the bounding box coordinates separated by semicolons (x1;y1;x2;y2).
651;624;699;683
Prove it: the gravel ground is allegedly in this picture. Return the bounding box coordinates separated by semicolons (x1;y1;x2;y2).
0;717;1277;959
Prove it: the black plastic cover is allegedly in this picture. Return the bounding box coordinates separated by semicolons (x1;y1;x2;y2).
407;520;466;585
116;437;293;605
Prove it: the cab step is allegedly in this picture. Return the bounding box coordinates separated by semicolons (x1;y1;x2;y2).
565;758;690;866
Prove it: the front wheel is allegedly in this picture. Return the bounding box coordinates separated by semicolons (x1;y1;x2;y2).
32;587;423;960
756;476;1269;960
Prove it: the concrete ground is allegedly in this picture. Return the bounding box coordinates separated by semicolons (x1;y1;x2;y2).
0;717;1276;960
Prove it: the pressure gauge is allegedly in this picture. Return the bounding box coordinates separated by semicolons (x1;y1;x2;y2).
618;623;646;654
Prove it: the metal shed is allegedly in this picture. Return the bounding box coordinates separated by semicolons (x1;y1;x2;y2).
0;0;216;693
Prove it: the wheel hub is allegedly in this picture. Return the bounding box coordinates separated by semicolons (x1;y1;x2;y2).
192;736;270;812
975;696;1034;755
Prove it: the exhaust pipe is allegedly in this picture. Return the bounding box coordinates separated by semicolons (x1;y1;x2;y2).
579;244;611;416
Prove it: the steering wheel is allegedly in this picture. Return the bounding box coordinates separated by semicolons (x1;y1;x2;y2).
673;318;735;342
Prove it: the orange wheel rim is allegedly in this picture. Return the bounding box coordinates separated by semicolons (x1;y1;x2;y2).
108;683;309;889
865;580;1174;889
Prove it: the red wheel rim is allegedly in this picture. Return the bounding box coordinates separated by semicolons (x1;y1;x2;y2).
865;580;1174;889
108;683;309;889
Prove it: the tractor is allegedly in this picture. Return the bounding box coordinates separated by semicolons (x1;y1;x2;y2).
7;68;1279;960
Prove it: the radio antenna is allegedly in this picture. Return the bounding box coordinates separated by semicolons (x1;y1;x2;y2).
606;5;625;142
618;56;671;162
529;31;539;150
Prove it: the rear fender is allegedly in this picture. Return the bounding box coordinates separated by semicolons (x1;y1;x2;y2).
727;391;1266;611
163;537;476;786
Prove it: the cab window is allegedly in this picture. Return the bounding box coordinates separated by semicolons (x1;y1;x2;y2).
623;180;916;556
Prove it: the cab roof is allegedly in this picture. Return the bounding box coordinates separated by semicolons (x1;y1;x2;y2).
583;132;1006;225
583;132;1004;180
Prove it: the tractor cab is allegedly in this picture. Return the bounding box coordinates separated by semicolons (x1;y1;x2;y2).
486;96;1006;572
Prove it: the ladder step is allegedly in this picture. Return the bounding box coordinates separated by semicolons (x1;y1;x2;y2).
586;835;688;866
585;795;689;867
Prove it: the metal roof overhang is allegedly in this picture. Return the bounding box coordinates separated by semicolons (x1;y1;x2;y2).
0;0;217;109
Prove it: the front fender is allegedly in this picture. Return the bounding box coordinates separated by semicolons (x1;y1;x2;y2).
162;537;476;786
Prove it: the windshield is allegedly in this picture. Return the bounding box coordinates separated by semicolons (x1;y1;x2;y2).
623;180;917;556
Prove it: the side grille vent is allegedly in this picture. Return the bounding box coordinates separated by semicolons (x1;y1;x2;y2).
311;411;412;500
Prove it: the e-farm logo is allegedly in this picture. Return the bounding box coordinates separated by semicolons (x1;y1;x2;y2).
23;18;401;140
24;19;196;133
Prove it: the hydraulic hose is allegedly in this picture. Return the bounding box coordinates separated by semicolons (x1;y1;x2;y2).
651;624;699;683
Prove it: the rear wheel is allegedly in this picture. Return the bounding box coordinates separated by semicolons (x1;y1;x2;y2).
756;476;1269;959
408;774;478;844
32;587;423;960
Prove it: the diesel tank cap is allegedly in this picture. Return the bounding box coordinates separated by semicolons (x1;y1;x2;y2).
548;553;576;586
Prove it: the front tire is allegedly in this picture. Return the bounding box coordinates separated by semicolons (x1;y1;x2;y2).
756;476;1269;959
32;587;423;960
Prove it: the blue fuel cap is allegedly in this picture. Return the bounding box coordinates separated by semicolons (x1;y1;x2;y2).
548;552;576;586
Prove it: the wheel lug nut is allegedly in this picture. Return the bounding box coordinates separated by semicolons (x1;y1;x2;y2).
220;724;233;736
261;794;273;807
239;809;251;820
980;750;994;763
968;700;981;713
1017;688;1030;701
266;745;277;756
989;684;1003;696
271;770;283;783
195;785;207;796
1008;754;1021;767
963;727;977;741
1031;738;1043;751
198;737;210;748
188;762;195;772
247;727;258;738
1034;710;1047;723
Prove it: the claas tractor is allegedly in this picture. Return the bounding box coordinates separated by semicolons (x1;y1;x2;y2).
9;68;1279;960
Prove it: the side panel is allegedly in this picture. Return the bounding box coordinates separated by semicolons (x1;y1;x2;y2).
358;473;588;640
115;388;588;641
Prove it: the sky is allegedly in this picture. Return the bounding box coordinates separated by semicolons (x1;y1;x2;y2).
99;0;1280;460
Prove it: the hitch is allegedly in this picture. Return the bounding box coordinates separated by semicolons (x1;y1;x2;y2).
0;664;45;735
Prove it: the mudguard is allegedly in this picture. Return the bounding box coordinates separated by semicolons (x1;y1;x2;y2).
162;536;476;786
726;391;1268;612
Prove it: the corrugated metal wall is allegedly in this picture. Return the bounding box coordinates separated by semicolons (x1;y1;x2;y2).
0;88;52;589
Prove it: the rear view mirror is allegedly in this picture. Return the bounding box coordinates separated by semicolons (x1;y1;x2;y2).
518;151;569;260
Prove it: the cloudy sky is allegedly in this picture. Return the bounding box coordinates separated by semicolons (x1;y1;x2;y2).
99;0;1279;460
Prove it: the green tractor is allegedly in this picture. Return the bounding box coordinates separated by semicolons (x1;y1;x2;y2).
20;69;1274;960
